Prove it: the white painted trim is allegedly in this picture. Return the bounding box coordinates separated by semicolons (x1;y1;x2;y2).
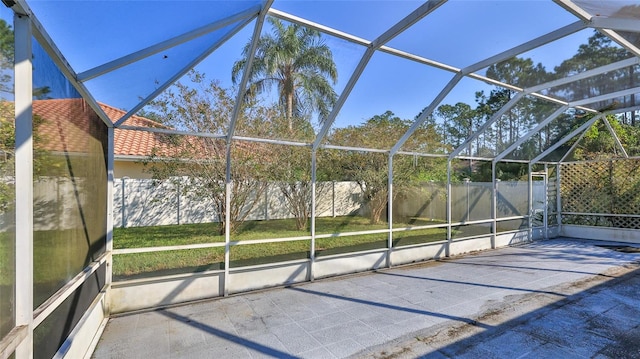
113;242;226;255
33;256;107;328
54;293;107;359
0;326;27;359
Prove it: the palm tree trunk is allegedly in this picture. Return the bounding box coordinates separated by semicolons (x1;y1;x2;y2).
287;92;294;131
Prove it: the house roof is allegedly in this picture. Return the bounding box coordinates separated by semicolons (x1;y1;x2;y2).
99;102;178;158
30;98;178;159
2;98;261;162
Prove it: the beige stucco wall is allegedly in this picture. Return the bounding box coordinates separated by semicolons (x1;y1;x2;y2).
114;160;152;179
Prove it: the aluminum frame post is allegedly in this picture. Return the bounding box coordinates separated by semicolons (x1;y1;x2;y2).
310;150;317;281
554;0;640;57
78;6;261;82
602;116;629;158
14;11;33;359
391;73;463;155
223;152;231;297
387;153;393;268
13;0;113;128
531;114;604;165
105;126;114;313
493;106;569;163
227;0;273;140
222;1;273;296
114;17;254;127
450;92;525;160
557;164;563;234
446;159;452;257
544;164;549;240
313;0;445;149
528;163;533;242
491;161;497;249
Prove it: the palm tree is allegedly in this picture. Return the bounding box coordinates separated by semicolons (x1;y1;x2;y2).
232;17;338;132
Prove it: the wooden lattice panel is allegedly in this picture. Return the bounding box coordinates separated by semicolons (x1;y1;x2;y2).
561;162;611;214
561;159;640;229
611;160;640;216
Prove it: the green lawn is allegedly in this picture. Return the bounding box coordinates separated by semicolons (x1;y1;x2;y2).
113;216;450;280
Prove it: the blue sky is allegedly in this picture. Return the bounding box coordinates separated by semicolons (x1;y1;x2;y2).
23;0;593;130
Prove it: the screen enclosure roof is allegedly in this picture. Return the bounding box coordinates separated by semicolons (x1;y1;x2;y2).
13;0;640;163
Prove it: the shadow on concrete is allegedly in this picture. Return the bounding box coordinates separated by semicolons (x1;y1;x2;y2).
363;264;640;358
159;310;300;359
376;271;567;297
288;286;492;330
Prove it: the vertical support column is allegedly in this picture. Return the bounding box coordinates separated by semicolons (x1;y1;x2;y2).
528;163;533;242
332;180;336;218
105;127;114;312
310;150;317;281
491;161;497;249
120;177;126;228
176;180;180;225
14;12;33;359
263;184;268;221
446;159;452;257
544;164;549;240
224;147;231;297
557;163;563;235
387;154;393;268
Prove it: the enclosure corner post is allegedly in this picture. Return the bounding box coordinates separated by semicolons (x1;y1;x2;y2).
14;11;34;359
105;126;115;313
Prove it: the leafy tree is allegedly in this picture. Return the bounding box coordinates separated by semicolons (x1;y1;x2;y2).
436;102;478;152
0;19;13;94
553;31;634;120
267;145;314;231
326;111;444;224
482;58;551;155
142;71;275;234
232;17;338;131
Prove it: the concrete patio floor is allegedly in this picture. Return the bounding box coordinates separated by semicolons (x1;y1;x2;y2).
92;238;640;359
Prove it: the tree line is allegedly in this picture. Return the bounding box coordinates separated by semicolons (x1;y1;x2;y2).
140;19;640;234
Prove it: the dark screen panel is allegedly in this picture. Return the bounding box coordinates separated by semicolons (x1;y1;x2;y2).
33;264;106;359
32;38;108;308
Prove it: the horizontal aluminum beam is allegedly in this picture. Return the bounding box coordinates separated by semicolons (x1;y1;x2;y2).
113;17;254;127
78;6;261;82
532;113;603;164
15;0;113;128
493;105;570;163
449;92;525;159
268;8;370;46
118;125;227;139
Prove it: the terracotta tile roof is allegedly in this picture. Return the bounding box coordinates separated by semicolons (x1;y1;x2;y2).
31;98;104;154
29;98;178;158
5;99;254;160
98;102;180;158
